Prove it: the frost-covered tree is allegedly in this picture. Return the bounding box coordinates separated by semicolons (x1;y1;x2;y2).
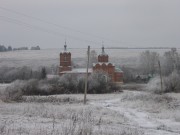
164;71;180;93
121;66;136;83
59;74;78;93
77;76;85;93
0;66;44;82
4;80;25;101
139;50;159;76
163;48;180;75
89;50;97;67
88;71;113;93
41;67;47;79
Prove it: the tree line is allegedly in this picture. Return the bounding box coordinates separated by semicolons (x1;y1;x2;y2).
0;66;46;83
0;45;40;52
2;71;119;101
0;45;12;52
123;48;180;93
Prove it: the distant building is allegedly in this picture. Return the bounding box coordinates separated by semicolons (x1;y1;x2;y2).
135;74;152;83
59;42;123;83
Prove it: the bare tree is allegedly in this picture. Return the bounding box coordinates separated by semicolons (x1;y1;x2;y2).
89;50;97;67
164;70;180;93
41;67;47;79
163;48;180;75
139;50;159;76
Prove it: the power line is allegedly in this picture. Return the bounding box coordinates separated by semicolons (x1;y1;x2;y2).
1;6;178;47
0;15;102;45
0;6;122;44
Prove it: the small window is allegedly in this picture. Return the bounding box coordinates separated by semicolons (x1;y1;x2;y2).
64;56;67;61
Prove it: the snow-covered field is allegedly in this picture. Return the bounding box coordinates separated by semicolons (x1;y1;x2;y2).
0;83;180;135
0;49;180;134
0;48;171;68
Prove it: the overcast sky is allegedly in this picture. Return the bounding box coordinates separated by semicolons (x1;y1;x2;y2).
0;0;180;48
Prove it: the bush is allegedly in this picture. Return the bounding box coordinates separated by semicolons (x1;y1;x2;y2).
2;79;52;100
88;71;117;94
77;76;85;93
145;76;164;94
58;74;78;94
146;71;180;94
164;71;180;93
121;66;136;83
3;80;24;101
0;66;43;83
23;79;51;95
1;71;119;101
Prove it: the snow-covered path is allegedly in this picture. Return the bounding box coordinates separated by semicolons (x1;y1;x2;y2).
90;96;180;135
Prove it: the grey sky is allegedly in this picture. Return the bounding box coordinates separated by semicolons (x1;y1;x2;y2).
0;0;180;48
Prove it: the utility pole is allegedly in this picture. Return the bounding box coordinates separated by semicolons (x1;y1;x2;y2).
158;60;163;92
84;46;90;104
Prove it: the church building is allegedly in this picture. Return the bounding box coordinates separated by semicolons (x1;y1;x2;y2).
59;43;123;83
59;42;72;73
93;46;123;82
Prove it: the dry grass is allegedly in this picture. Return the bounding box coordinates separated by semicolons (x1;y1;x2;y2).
0;101;143;135
1;83;180;135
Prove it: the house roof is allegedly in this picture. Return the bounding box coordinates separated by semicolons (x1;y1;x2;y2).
115;67;123;72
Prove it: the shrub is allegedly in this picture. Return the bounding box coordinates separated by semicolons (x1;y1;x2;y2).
58;74;78;94
164;71;180;93
77;76;85;93
121;66;136;83
1;71;119;101
22;79;39;95
146;71;180;93
145;76;164;94
88;71;116;94
3;80;24;101
0;66;43;83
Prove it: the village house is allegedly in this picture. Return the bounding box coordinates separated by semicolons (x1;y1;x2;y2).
59;42;123;83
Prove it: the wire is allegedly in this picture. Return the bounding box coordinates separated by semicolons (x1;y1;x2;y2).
1;6;179;47
0;15;103;45
0;6;122;44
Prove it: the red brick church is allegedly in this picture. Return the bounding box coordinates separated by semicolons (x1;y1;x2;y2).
59;42;123;83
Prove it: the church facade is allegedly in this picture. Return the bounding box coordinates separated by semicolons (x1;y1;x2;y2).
59;43;123;83
59;43;72;73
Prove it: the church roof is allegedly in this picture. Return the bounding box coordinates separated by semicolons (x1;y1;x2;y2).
60;68;93;74
93;62;115;67
99;45;108;56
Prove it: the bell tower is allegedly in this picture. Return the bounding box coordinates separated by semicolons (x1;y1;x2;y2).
98;46;109;63
59;41;72;73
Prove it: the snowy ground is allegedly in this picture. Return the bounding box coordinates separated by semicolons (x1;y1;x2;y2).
0;48;170;68
90;92;180;135
0;84;180;135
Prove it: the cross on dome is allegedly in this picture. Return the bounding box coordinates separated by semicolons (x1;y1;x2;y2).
64;41;67;51
101;42;107;55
